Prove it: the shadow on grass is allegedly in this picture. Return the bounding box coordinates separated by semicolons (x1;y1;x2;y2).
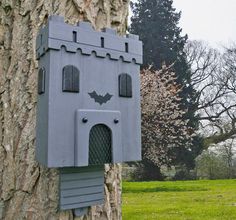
123;186;209;193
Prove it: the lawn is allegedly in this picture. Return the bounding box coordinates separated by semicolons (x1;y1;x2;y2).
122;179;236;220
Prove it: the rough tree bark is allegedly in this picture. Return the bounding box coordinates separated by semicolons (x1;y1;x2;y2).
0;0;129;219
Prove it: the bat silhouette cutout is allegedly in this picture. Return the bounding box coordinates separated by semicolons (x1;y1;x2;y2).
88;91;113;105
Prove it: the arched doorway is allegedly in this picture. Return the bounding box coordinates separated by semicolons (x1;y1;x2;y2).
89;124;112;165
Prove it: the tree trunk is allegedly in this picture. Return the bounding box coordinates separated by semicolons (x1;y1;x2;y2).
0;0;129;219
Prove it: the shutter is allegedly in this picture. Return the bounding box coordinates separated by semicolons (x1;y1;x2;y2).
62;65;80;92
38;68;45;94
119;73;132;97
59;166;104;210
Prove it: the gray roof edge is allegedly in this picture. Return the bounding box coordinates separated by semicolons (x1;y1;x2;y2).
36;39;143;64
36;15;143;64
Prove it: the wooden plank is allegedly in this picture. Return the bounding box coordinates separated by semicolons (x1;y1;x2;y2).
60;177;104;190
61;185;103;197
60;199;104;210
61;170;104;182
61;192;104;205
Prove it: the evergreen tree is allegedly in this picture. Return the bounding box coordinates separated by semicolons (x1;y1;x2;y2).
130;0;203;179
131;0;187;73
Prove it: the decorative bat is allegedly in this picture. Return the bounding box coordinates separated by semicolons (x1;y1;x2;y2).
88;91;113;105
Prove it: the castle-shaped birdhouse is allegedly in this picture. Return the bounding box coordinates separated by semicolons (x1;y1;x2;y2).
36;15;142;213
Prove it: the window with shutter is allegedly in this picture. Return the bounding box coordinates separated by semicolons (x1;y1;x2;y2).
38;67;45;94
118;73;132;98
62;65;80;93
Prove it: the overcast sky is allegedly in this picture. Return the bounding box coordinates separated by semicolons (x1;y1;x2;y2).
129;0;236;48
173;0;236;48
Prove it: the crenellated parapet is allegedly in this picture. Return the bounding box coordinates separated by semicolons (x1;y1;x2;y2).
36;15;143;64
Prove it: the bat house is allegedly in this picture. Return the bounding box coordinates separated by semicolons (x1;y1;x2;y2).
36;15;143;214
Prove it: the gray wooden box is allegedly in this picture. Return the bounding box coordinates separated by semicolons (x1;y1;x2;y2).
36;15;142;212
36;15;143;168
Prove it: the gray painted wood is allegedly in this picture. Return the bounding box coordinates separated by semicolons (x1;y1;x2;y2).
36;15;142;167
62;199;104;210
60;171;103;181
61;186;103;197
36;15;142;211
59;166;104;210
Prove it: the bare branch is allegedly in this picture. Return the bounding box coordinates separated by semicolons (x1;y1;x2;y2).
186;40;236;147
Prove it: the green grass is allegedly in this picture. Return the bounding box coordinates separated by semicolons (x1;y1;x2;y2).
122;179;236;220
